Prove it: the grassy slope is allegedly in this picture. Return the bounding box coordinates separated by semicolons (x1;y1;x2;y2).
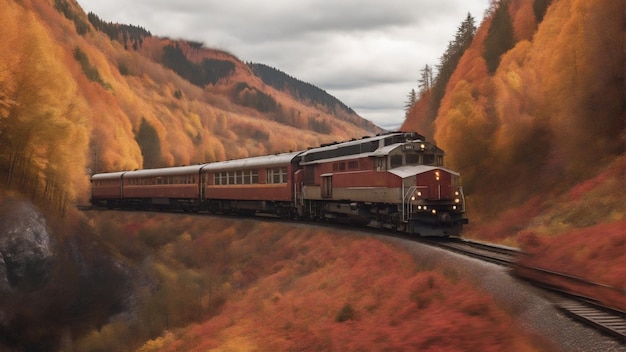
75;211;552;351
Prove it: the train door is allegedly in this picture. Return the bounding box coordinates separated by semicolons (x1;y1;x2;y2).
321;174;332;198
199;170;205;202
376;157;386;172
293;169;304;214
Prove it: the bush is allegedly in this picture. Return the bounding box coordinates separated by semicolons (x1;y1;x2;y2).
335;303;355;322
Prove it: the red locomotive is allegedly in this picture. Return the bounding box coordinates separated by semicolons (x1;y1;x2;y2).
91;132;468;236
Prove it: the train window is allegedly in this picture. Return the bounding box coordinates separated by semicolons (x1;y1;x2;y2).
424;154;435;165
436;156;443;166
273;169;281;183
228;172;235;185
333;162;346;171
348;160;359;169
406;154;420;165
362;141;378;153
267;167;287;184
252;170;259;184
214;173;220;185
390;155;403;168
237;171;244;184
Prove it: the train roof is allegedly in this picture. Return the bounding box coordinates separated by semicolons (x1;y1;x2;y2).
122;164;207;178
299;132;425;164
91;171;127;181
200;151;301;172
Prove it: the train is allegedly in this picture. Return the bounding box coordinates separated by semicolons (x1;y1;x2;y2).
90;131;468;237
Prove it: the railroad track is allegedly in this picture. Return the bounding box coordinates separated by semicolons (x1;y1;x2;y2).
415;237;626;343
514;264;626;343
420;238;521;266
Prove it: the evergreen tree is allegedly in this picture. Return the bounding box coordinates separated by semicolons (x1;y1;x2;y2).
405;89;418;116
483;0;515;74
135;118;162;169
533;0;553;23
418;64;433;94
430;13;477;116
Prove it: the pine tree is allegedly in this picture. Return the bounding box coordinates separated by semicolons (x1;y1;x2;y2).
418;64;433;94
430;13;477;116
135;118;162;169
405;89;418;116
483;0;515;74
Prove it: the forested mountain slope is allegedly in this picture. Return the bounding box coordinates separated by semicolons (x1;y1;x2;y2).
402;0;624;294
0;0;380;208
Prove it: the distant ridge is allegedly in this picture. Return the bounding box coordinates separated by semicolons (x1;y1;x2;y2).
249;63;378;131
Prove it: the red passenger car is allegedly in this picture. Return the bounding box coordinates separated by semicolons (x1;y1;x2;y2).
201;152;301;216
122;165;205;211
91;171;126;208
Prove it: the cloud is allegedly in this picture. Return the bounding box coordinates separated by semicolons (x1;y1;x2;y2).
78;0;489;130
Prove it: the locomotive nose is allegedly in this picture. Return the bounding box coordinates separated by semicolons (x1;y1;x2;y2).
438;212;452;224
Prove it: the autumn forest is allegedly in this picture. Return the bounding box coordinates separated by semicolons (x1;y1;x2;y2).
0;0;623;350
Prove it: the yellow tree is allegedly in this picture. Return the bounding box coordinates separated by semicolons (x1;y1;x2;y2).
0;3;90;208
526;0;623;182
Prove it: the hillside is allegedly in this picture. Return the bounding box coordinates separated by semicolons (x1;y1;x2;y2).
0;0;623;350
0;0;380;208
75;211;552;351
402;0;624;293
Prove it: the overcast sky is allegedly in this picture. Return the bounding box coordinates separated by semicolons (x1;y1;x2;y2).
78;0;489;131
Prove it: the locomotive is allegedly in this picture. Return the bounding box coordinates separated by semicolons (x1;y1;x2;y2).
90;132;468;236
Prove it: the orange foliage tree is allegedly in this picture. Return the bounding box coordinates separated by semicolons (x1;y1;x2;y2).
0;0;90;209
430;0;624;219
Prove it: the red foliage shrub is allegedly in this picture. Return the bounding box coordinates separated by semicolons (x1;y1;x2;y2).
98;214;551;351
518;220;626;291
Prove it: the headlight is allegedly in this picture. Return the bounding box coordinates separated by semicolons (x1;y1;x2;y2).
431;209;437;214
417;191;422;197
453;205;457;210
454;198;460;204
411;196;416;201
454;191;459;196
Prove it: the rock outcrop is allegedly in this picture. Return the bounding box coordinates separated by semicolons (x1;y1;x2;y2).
0;197;53;293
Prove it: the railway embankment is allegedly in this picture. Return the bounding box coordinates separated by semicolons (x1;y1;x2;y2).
382;235;625;351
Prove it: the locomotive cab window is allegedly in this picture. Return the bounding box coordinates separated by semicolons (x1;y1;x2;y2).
390;155;403;169
406;154;420;165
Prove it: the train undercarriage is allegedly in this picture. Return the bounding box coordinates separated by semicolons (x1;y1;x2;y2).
92;196;465;237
